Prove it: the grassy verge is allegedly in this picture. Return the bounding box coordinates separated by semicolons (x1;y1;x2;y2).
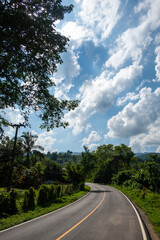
0;186;90;231
112;185;160;238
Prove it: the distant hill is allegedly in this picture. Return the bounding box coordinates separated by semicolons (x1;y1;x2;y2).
72;152;81;155
135;152;160;161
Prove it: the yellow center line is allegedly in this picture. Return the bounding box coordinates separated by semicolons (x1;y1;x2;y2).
56;191;106;240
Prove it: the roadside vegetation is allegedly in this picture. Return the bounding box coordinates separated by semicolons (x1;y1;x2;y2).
112;185;160;238
1;1;159;237
0;133;160;236
79;144;160;238
0;185;90;231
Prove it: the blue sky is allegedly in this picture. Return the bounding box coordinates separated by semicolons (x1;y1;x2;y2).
3;0;160;153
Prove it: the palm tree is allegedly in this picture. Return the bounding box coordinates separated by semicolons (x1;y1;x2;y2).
21;132;44;168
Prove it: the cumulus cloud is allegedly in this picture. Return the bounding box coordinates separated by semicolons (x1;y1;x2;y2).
117;92;140;106
154;46;160;82
105;0;160;69
60;0;121;46
51;45;80;99
65;64;142;135
130;118;160;153
78;0;121;45
34;130;57;153
0;107;24;125
106;87;160;139
82;131;101;146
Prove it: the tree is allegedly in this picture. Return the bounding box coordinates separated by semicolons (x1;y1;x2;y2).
0;136;24;187
21;132;44;168
0;0;79;136
81;146;96;180
114;144;135;170
65;163;85;189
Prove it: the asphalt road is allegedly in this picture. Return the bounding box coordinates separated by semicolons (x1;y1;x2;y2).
0;183;148;240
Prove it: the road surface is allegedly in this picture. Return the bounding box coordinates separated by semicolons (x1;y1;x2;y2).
0;183;149;240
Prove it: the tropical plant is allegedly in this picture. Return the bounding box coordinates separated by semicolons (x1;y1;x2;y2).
21;132;44;167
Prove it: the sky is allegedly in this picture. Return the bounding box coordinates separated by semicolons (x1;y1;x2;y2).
2;0;160;154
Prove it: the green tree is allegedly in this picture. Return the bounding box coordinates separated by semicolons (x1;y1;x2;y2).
21;132;44;168
114;144;135;170
0;0;78;136
65;163;85;189
0;136;23;187
81;146;96;180
43;158;63;182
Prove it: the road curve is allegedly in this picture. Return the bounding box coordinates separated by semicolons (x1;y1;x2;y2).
0;183;149;240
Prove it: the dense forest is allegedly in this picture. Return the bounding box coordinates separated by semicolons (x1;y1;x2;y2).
1;132;160;194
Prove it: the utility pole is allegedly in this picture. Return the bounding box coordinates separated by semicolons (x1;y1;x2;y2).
7;123;25;192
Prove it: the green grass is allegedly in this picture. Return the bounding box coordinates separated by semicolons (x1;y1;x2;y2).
0;186;90;231
112;185;160;238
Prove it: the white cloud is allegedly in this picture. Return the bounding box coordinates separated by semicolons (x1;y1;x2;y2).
154;46;160;82
60;0;121;46
130;118;160;153
34;130;57;153
154;33;160;45
51;45;80;99
1;107;24;125
117;92;140;106
61;22;87;47
106;0;160;69
4;126;15;138
88;143;99;150
65;64;142;135
106;87;160;141
82;131;101;146
78;0;121;45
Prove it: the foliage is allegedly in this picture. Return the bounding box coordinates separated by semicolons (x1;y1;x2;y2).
65;163;85;188
18;162;45;189
114;185;160;238
134;158;160;192
37;185;50;206
0;186;90;231
92;144;135;184
44;158;64;182
0;189;17;216
81;146;96;180
0;0;79;135
22;187;35;211
0;136;24;187
112;170;133;186
21;132;44;168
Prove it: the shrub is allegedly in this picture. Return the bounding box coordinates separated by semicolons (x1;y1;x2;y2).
48;185;56;202
56;185;62;197
0;190;17;216
37;185;49;206
9;190;17;214
22;187;35;211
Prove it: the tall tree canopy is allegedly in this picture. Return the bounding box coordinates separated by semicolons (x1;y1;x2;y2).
0;0;78;135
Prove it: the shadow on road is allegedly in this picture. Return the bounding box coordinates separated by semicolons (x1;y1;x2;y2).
90;190;112;193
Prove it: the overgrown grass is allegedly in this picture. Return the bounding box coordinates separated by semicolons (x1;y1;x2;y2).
112;185;160;238
0;186;90;231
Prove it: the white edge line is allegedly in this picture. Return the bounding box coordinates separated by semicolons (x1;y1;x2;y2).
0;191;91;233
116;188;147;240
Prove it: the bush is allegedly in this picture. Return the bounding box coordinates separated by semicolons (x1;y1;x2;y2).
22;187;35;211
48;185;56;202
37;185;49;206
56;185;62;197
9;190;17;214
112;170;133;186
0;190;17;216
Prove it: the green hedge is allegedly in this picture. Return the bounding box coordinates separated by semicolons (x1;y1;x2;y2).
0;190;17;216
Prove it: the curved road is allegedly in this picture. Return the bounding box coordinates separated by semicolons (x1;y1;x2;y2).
0;183;149;240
